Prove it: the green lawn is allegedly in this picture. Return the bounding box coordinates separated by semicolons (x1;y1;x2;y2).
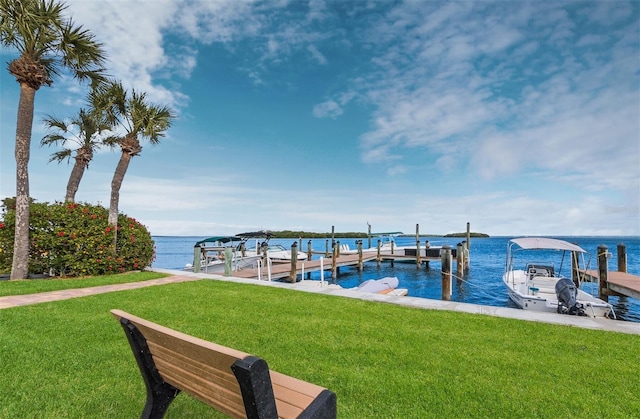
0;278;638;418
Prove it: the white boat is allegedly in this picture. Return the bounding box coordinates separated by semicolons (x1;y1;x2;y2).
339;232;408;254
236;231;307;261
339;232;442;258
503;237;615;319
184;236;262;274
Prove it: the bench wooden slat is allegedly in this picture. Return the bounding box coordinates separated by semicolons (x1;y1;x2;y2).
111;309;336;418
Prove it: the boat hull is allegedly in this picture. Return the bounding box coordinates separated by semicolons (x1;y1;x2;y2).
503;270;614;318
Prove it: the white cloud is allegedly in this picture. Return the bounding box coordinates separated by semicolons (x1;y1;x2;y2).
312;100;343;119
307;44;328;65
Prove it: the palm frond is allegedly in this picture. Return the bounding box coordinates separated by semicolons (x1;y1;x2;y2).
1;0;105;88
48;148;72;164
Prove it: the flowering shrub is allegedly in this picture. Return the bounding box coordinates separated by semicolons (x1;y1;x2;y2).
0;199;155;277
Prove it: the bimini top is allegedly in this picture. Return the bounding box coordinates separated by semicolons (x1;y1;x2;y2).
236;230;272;239
194;236;242;247
509;237;586;253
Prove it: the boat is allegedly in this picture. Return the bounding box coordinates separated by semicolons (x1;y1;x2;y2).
339;232;407;254
339;232;443;258
503;237;615;318
184;236;262;274
236;230;307;262
351;276;408;296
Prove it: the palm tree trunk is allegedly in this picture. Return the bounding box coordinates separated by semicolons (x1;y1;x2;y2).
109;151;132;250
65;159;87;203
11;83;36;279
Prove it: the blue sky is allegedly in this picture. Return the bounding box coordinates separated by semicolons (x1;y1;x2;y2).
1;0;639;237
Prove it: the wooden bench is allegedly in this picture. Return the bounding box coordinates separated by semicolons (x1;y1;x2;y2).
111;309;336;419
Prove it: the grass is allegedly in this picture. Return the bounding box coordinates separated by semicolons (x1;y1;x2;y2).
0;271;168;297
0;278;638;418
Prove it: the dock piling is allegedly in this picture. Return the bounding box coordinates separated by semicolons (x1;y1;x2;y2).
617;243;627;273
289;242;297;283
357;240;363;271
193;245;201;273
597;244;609;302
441;245;452;301
331;243;338;280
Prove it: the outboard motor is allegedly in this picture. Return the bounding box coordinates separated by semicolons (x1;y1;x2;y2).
555;278;586;316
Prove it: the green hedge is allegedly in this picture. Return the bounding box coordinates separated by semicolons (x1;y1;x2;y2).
0;200;154;277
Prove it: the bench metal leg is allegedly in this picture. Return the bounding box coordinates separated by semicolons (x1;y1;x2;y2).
119;318;181;419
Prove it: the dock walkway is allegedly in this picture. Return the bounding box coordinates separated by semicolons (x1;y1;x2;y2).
227;252;450;280
230;253;378;280
580;270;640;300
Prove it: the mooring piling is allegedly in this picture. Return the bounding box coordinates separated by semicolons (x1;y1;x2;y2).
441;244;452;301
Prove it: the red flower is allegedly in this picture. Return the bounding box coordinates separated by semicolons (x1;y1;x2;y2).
105;227;111;232
0;222;4;228
70;233;76;239
58;231;65;237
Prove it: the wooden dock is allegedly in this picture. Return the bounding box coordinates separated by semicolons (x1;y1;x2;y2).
230;254;377;280
579;270;640;300
228;252;453;281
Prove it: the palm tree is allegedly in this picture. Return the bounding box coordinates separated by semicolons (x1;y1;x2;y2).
41;107;110;202
0;0;106;279
90;80;174;248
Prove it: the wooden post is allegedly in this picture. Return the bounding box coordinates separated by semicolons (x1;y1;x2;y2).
224;247;232;277
332;244;338;279
193;245;201;273
617;243;627;273
466;222;471;251
441;245;452;301
416;239;421;268
571;250;580;287
390;238;395;267
299;237;302;252
597;244;609;302
367;222;372;248
289;242;298;283
376;239;381;267
462;240;470;271
425;240;430;269
456;242;464;274
331;225;335;248
357;240;363;271
335;241;340;274
325;239;329;258
307;240;312;279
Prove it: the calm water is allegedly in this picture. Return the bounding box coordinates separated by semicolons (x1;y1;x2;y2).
153;235;640;323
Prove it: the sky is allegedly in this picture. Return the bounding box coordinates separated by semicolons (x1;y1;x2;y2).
1;0;639;237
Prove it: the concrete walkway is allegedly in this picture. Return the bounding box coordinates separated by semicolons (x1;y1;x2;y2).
2;268;639;335
0;274;200;309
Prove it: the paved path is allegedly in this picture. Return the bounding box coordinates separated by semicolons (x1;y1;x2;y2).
2;269;639;335
0;275;200;309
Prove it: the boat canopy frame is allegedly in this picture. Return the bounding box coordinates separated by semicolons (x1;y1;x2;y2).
194;236;243;248
505;237;587;281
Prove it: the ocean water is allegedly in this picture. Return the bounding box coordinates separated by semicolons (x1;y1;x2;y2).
153;235;640;323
